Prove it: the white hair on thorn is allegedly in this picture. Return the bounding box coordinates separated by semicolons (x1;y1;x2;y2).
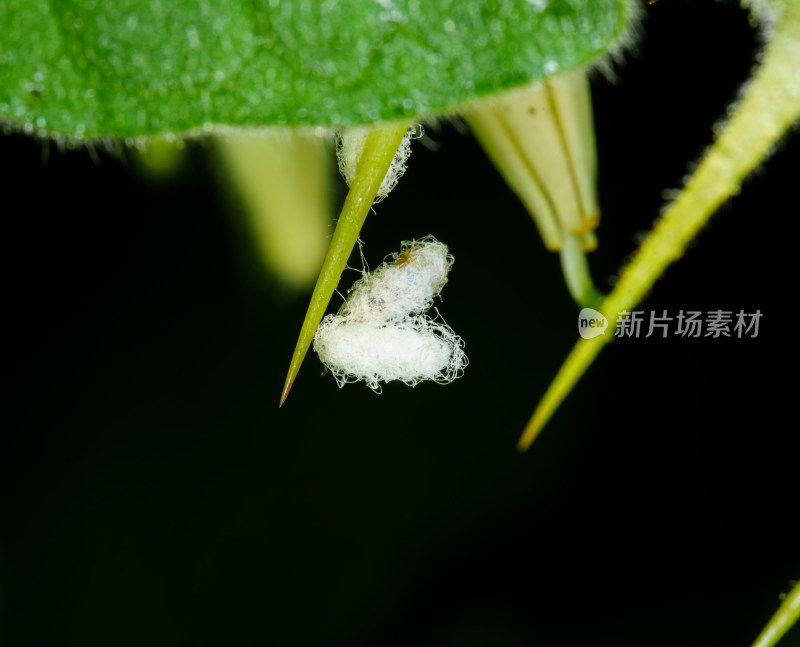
336;124;422;202
313;236;468;392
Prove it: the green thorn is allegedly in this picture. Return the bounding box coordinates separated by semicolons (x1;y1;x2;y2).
751;579;800;647
280;121;410;406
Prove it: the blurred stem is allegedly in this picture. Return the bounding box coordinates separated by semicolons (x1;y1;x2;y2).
559;233;603;309
463;69;601;307
518;2;800;450
134;137;186;176
280;121;410;406
218;129;331;289
751;580;800;647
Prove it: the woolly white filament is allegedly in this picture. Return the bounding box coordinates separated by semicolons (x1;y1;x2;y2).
313;236;467;392
343;238;450;321
336;124;421;202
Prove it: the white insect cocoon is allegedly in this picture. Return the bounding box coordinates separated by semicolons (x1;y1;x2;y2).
336;124;422;202
313;236;467;392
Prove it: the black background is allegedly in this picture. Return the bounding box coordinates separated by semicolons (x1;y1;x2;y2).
2;1;799;645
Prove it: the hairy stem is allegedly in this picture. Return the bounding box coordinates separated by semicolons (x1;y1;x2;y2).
518;5;800;450
751;579;800;647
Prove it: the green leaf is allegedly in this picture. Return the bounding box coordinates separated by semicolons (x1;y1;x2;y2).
0;0;632;138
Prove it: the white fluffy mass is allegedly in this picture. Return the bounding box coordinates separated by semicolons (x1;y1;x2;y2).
336;124;421;202
313;236;467;392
